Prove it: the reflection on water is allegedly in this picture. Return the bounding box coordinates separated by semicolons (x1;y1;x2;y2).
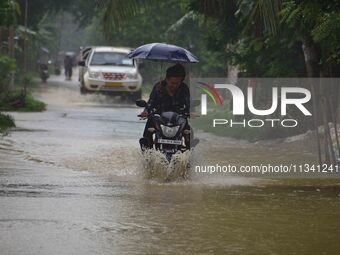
2;149;340;255
1;75;340;254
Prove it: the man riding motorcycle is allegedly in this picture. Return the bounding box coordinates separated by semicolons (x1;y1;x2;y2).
139;63;191;150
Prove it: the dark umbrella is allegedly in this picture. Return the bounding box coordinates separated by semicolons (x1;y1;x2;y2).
127;43;199;63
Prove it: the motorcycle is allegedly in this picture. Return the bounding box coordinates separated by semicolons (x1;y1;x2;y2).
136;99;198;161
128;42;200;164
54;64;61;75
40;63;49;83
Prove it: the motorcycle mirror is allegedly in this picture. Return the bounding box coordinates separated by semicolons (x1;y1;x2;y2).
78;61;85;67
136;99;147;107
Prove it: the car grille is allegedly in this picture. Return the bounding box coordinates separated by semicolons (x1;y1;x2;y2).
102;72;126;80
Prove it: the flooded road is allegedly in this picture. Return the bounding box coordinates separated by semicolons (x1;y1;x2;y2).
1;74;340;255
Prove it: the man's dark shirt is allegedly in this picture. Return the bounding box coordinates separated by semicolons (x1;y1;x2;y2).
145;80;190;115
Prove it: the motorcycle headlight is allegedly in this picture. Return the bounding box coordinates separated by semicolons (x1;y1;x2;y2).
160;125;180;138
89;71;101;79
126;72;138;79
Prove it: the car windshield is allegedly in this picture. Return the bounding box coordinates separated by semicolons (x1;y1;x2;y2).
90;52;133;66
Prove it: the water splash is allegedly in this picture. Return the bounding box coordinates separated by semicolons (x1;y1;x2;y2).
137;149;191;182
35;86;127;108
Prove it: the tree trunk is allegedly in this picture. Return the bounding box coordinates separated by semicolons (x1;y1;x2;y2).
0;27;3;53
24;0;29;73
8;26;15;89
8;26;15;58
301;35;320;77
310;83;323;165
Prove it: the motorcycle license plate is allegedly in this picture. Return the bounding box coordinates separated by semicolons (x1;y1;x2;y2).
157;139;182;145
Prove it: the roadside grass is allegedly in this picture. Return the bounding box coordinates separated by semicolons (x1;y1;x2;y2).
0;112;15;134
18;93;46;112
0;90;46;112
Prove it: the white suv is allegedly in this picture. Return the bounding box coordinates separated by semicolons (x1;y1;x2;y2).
79;47;142;100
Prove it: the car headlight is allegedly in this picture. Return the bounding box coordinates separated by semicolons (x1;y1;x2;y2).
160;125;180;138
89;71;101;79
126;72;138;79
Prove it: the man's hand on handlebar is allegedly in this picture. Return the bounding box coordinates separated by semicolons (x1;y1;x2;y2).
138;111;148;120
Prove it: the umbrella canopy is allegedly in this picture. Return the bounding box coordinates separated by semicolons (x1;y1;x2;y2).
127;43;199;63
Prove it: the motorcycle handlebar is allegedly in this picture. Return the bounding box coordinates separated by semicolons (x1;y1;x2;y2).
137;113;189;120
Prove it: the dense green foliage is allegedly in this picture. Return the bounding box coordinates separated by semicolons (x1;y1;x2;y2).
4;0;338;79
0;112;15;134
0;0;19;26
187;0;339;77
0;54;16;88
0;90;46;112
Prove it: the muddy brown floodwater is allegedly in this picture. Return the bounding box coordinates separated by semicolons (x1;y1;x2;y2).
1;73;340;255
